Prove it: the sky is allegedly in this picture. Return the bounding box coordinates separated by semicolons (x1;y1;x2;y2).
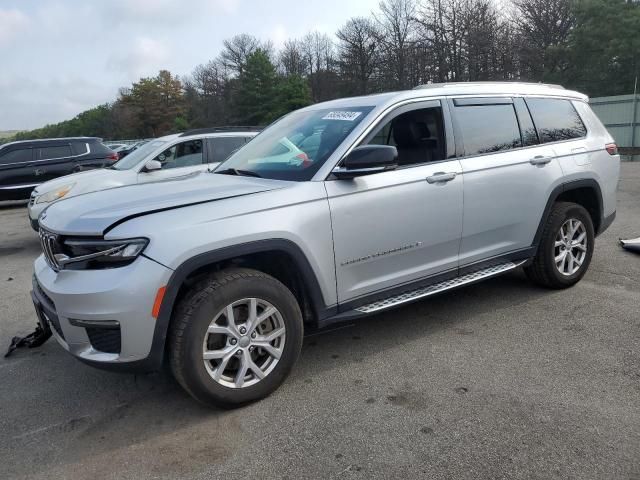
0;0;377;131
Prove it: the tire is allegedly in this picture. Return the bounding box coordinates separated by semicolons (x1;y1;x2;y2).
168;268;303;408
525;201;595;289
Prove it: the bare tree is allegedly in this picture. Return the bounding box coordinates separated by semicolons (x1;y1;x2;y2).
512;0;574;80
220;34;267;76
375;0;418;89
185;60;232;126
336;17;381;95
278;39;307;77
300;32;339;101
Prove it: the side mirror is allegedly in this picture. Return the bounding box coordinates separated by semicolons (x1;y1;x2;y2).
333;145;398;180
142;159;162;173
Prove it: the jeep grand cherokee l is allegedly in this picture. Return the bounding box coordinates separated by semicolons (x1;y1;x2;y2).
31;83;619;407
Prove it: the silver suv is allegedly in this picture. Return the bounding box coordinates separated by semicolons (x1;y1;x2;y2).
32;83;620;407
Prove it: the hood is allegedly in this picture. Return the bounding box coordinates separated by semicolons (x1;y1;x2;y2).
33;168;129;196
39;172;287;235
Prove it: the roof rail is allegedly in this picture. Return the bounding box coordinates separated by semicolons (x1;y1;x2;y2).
413;81;565;90
0;136;102;148
179;126;263;137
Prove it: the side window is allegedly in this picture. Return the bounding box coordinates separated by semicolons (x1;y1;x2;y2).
454;103;522;155
0;148;33;164
365;106;446;166
526;98;587;143
210;137;248;163
37;145;73;160
154;140;203;169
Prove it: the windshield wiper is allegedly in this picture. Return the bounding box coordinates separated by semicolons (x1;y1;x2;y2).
216;168;262;178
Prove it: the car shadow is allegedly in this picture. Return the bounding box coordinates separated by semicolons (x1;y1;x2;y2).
0;200;29;210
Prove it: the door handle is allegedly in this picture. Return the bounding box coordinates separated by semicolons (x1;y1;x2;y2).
426;172;456;184
529;155;552;166
34;168;45;176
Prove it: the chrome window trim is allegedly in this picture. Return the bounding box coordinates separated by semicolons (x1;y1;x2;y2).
0;183;41;190
0;142;91;167
316;92;594;181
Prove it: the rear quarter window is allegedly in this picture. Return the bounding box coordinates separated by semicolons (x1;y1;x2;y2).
525;98;587;143
209;137;250;163
454;103;522;156
72;142;90;155
87;141;113;155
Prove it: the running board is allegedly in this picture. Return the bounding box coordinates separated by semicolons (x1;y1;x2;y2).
354;261;525;314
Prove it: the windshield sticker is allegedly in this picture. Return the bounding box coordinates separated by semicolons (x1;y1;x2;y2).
322;111;363;122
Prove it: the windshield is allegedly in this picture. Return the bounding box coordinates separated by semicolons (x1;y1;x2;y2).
215;106;374;181
111;140;167;170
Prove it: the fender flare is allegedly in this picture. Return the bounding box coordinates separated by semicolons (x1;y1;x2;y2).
143;239;330;371
532;179;604;248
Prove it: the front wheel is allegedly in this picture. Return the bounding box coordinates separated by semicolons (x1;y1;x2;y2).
168;268;303;408
525;202;595;289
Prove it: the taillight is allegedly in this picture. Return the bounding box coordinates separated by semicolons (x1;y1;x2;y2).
107;152;119;161
605;143;618;155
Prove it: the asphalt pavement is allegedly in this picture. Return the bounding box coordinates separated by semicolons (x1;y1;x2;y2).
1;163;639;479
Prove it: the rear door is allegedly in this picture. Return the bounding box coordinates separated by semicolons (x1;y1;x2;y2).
451;96;562;267
137;138;208;183
34;142;76;182
0;146;35;193
206;136;251;168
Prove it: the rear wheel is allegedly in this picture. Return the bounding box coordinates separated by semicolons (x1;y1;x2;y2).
525;202;595;289
168;268;303;408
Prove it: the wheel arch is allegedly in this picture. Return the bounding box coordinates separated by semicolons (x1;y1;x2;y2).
147;239;332;370
533;179;604;249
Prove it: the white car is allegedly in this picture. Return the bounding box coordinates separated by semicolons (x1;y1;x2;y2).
28;129;258;230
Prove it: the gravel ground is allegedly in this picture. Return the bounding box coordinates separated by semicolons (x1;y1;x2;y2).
0;163;639;480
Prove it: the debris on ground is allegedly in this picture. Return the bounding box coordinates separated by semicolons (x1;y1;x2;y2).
4;324;52;358
620;237;640;253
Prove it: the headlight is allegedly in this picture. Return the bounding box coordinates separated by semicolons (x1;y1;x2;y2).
56;238;149;270
35;183;75;204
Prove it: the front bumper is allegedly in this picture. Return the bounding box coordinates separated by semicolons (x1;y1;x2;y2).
32;254;173;372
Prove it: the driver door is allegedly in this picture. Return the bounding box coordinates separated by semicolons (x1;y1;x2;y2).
138;139;208;183
325;100;464;303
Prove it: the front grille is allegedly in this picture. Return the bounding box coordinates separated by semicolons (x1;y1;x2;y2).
29;192;36;206
86;327;121;354
38;228;62;271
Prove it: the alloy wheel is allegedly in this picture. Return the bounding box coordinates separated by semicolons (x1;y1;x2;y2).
554;218;588;276
202;298;286;388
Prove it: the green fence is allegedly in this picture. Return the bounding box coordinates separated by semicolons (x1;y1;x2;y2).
590;94;639;161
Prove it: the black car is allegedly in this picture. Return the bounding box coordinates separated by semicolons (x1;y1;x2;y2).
0;137;117;200
115;140;148;159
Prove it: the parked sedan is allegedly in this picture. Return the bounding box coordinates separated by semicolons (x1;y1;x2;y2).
28;129;258;230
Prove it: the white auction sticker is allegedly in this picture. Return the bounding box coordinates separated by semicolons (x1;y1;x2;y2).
322;111;363;121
